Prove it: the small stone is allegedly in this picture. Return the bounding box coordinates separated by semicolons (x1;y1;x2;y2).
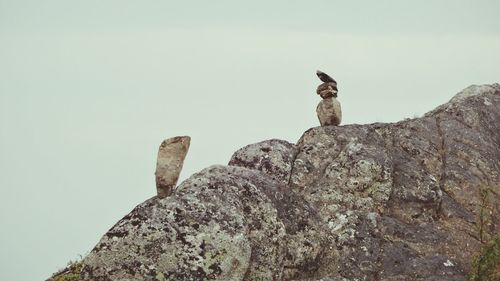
155;136;191;198
316;70;337;83
443;259;454;267
316;97;342;126
317;82;338;99
484;97;492;105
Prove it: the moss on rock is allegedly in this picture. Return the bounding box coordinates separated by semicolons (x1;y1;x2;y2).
47;261;83;281
48;260;83;281
469;232;500;281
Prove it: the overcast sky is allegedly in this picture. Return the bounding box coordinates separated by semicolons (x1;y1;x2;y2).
1;1;499;280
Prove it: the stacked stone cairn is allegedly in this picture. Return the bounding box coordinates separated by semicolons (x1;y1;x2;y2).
316;70;342;126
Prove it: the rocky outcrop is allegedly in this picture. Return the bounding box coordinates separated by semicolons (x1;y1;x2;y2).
81;165;324;280
50;84;500;280
155;136;191;198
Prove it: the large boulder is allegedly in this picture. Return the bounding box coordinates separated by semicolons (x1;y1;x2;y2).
80;165;326;281
290;84;500;280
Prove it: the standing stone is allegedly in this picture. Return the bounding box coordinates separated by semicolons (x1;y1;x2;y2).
316;97;342;126
155;136;191;198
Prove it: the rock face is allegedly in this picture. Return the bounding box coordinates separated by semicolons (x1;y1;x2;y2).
52;84;500;280
228;139;298;185
317;97;342;126
155;136;191;198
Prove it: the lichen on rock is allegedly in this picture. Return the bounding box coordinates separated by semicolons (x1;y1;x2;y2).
80;165;326;281
228;139;298;185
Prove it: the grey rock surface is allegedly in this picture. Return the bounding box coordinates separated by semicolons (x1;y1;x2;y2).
228;139;298;185
81;165;325;281
50;84;500;280
291;84;500;280
155;136;191;198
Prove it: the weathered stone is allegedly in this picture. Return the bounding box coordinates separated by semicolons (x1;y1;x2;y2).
228;139;298;184
316;82;338;99
316;70;337;84
155;136;190;198
290;84;500;280
316;97;342;126
80;165;326;281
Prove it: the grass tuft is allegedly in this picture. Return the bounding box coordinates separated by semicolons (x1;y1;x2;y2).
49;260;83;281
469;232;500;281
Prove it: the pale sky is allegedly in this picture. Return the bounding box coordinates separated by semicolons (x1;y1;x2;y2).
1;1;499;280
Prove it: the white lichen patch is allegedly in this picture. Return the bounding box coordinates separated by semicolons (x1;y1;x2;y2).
443;259;454;267
483;97;492;106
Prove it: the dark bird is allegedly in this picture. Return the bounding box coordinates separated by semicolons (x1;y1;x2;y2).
316;70;336;83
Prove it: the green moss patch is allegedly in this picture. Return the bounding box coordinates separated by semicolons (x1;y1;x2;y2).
469;232;500;281
49;260;83;281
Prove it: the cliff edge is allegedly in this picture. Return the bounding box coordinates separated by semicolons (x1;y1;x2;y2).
50;84;500;281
